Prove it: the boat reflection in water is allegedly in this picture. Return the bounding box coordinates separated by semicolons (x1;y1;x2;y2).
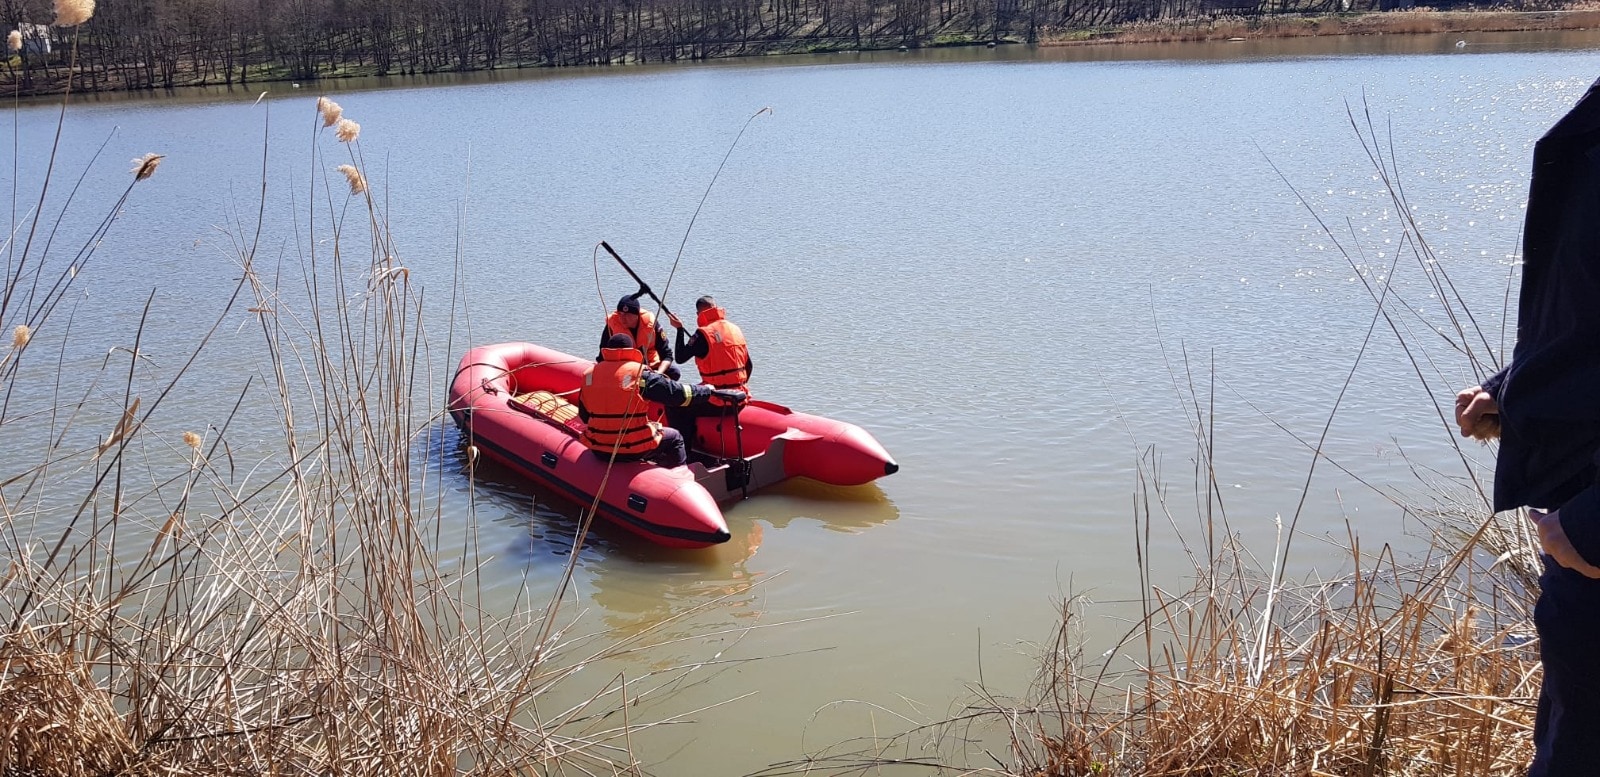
451;436;898;644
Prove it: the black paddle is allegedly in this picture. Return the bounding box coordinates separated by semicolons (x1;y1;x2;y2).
600;241;678;322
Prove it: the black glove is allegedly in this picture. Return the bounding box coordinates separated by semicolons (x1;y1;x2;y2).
709;389;747;407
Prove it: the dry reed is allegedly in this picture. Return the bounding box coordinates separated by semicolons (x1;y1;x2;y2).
336;163;367;194
6;31;19;53
129;152;163;181
994;93;1539;777
753;100;1539;777
51;0;93;27
335;118;360;142
991;526;1538;776
0;96;734;775
316;95;343;127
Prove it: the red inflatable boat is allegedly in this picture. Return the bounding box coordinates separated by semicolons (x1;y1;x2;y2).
448;342;899;549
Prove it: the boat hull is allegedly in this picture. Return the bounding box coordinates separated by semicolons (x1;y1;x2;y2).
448;342;898;548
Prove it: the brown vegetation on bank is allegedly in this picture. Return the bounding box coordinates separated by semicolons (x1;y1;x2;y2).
0;92;748;773
1057;5;1600;45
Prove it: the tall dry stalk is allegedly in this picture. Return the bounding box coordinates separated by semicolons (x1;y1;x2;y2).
0;96;744;775
981;99;1539;777
753;102;1539;777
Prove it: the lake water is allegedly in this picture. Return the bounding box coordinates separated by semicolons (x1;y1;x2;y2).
3;30;1596;774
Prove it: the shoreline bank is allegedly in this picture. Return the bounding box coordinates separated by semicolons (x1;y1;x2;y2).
1039;7;1600;46
4;8;1598;100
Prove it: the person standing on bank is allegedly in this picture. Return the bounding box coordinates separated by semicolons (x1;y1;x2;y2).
578;333;745;468
668;295;752;393
601;293;677;379
1453;78;1600;777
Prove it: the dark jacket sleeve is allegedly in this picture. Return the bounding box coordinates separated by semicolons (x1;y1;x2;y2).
639;369;697;407
654;324;673;363
1560;477;1600;566
675;329;708;363
1490;362;1600;565
1482;367;1508;400
639;369;733;407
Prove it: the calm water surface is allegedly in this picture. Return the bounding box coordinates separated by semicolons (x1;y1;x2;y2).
4;31;1597;774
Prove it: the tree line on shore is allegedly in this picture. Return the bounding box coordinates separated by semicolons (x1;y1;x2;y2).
1;0;1501;94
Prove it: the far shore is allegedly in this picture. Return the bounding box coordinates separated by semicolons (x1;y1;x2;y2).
6;7;1599;100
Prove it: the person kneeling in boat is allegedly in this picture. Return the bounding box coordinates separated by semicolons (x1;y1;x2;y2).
578;333;746;467
601;293;679;379
667;296;751;393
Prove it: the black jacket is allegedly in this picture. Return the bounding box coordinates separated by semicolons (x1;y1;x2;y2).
1486;77;1600;564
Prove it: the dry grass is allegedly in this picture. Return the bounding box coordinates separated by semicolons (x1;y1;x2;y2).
990;521;1538;776
750;99;1539;777
1045;8;1600;46
995;93;1538;777
0;94;737;775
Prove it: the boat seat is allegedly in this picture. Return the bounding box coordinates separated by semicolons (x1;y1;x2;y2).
510;390;585;435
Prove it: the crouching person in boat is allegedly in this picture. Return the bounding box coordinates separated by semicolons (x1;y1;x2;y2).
578;333;746;467
602;293;679;379
668;296;751;392
667;296;752;439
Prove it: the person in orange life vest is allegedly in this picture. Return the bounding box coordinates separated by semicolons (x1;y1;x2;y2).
601;293;679;380
668;296;751;392
577;333;746;467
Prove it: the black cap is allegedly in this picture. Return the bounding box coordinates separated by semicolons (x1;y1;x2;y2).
616;295;641;314
605;333;635;350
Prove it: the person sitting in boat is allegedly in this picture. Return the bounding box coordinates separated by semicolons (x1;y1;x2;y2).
578;333;745;467
601;293;678;379
668;296;751;393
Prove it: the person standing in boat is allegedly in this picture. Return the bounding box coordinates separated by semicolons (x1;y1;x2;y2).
601;293;679;379
668;296;752;393
1453;78;1600;777
578;333;744;468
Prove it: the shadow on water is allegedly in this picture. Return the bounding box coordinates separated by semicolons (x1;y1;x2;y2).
433;419;901;553
731;478;901;533
429;420;901;637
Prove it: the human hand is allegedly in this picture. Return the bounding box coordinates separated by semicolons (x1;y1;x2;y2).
1454;385;1500;441
668;314;684;330
1530;509;1600;578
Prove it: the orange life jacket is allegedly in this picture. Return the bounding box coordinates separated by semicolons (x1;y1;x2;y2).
605;309;660;365
695;306;749;390
580;347;662;456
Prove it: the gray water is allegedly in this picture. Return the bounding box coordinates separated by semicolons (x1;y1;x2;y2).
4;31;1595;774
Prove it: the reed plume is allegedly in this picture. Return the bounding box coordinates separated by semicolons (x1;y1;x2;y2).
129;153;163;181
0;88;733;777
7;30;20;52
52;0;94;27
336;164;366;194
316;96;342;127
335;118;360;143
